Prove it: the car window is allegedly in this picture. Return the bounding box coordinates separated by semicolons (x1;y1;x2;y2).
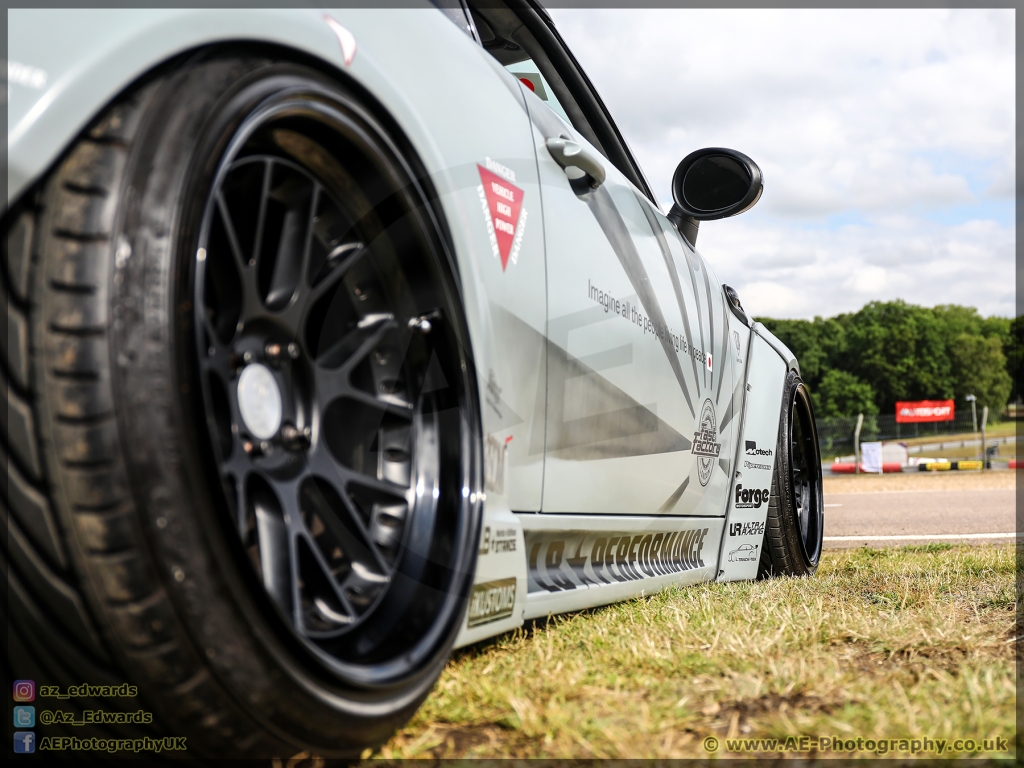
505;59;572;126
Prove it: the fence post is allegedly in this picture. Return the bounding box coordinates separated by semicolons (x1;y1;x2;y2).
981;406;988;470
854;413;864;474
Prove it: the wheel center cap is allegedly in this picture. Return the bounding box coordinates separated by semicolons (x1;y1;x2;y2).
237;363;283;440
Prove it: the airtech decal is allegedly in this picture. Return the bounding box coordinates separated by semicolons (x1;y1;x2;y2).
526;527;710;593
478;163;526;271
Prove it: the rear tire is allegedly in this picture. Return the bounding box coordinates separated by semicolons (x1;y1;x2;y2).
4;53;482;758
757;370;823;578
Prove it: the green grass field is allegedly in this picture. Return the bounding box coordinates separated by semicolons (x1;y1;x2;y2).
370;543;1017;760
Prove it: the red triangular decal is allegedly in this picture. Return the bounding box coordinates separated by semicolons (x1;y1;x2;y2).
478;165;523;271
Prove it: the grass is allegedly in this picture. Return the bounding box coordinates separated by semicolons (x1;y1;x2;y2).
370;543;1018;760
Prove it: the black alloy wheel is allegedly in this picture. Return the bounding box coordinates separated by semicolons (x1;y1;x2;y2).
192;81;480;683
787;382;823;566
758;371;824;578
6;54;482;759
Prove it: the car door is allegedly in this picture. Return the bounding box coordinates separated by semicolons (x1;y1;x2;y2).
513;64;738;518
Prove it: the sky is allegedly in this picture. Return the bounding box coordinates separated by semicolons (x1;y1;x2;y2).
548;8;1016;320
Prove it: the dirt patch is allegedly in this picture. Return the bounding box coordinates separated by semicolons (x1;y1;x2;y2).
823;470;1015;494
385;722;532;759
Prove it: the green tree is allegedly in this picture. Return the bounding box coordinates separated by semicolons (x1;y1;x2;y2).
1007;316;1024;403
814;369;876;418
842;300;953;414
949;333;1013;422
758;301;1014;418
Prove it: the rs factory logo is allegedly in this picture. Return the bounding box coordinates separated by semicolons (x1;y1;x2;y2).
691;398;721;487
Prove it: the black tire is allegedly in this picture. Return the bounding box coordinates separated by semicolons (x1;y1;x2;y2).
4;53;482;759
757;370;823;578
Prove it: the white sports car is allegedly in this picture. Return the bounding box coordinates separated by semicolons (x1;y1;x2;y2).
5;1;823;759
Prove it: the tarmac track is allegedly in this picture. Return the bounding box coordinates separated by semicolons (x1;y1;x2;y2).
821;476;1016;549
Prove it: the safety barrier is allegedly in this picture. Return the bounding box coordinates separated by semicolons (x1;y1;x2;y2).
830;462;903;474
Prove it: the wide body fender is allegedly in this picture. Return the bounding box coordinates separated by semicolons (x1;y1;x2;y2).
8;8;537;646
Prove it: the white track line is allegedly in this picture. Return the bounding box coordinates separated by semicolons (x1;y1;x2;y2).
824;532;1017;542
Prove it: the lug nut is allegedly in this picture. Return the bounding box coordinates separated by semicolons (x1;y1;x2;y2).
242;351;253;364
265;343;283;362
287;342;301;359
280;423;311;452
242;440;257;456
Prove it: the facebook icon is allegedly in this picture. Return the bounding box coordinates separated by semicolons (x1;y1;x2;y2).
13;731;35;753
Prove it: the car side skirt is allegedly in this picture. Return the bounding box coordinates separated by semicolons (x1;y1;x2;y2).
715;330;788;581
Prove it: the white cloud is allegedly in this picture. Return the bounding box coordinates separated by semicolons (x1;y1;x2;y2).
548;8;1015;317
696;215;1015;319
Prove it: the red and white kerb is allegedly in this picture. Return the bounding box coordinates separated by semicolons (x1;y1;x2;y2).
477;164;525;271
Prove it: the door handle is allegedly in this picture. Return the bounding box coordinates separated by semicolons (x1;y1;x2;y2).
545;138;606;188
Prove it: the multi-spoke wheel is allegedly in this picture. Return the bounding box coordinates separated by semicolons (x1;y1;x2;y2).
195;119;471;676
8;56;481;759
758;371;824;577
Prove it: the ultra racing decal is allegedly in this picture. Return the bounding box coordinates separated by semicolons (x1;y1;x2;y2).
729;521;766;537
691;398;721;486
466;578;516;627
478;159;527;271
525;527;710;593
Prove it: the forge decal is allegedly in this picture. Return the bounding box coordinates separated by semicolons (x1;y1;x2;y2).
526;527;710;593
478;161;526;271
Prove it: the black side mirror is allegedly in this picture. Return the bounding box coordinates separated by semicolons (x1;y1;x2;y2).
667;148;763;247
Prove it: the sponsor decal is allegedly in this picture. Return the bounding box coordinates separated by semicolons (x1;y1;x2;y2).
745;440;773;457
587;279;688;354
706;352;713;372
526;528;710;593
729;521;766;537
744;460;772;471
484;156;517;183
467;578;516;627
692;399;721;486
728;543;758;562
895;400;955;423
478;525;517;556
734;484;769;509
484;434;511;494
478;164;525;271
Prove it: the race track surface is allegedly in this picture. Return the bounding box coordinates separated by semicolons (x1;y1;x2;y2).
821;470;1017;548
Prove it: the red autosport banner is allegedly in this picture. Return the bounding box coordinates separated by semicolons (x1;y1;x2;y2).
895;400;955;423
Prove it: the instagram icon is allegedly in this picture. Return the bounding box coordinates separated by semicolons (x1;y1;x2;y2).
13;680;35;702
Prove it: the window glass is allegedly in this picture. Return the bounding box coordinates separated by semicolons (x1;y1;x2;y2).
505;59;572;126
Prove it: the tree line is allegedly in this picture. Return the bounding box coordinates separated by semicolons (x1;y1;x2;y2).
757;301;1019;420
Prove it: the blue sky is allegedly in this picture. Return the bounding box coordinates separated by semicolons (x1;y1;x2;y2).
550;8;1015;319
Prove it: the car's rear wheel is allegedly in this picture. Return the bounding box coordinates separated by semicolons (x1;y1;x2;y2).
4;53;481;758
757;371;823;578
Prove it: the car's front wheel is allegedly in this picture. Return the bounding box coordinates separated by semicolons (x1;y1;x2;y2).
5;53;482;758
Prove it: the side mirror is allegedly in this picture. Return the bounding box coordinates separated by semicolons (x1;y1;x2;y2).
667;148;763;247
